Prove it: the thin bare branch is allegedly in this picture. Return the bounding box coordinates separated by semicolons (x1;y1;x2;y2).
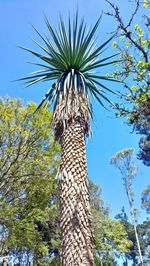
126;0;140;29
105;0;149;62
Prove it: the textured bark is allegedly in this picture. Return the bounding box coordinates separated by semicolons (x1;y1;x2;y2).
58;122;95;266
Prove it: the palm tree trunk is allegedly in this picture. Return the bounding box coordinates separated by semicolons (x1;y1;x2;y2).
58;121;95;266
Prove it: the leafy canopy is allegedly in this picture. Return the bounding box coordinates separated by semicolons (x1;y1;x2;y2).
18;12;119;136
0;98;60;265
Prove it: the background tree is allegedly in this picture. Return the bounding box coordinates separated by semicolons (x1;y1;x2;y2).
116;207;150;265
135;101;150;166
89;183;132;265
0;98;60;265
141;185;150;214
18;12;120;266
137;220;150;264
105;0;150;165
110;148;143;265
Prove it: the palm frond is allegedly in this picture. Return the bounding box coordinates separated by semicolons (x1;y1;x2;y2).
18;12;121;137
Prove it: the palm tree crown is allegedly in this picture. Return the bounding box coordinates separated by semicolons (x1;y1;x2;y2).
19;12;119;138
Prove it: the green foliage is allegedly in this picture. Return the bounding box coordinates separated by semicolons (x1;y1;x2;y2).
111;3;149;108
110;148;134;164
0;98;60;264
143;0;150;8
95;252;118;266
116;208;150;264
137;220;150;264
141;185;150;214
106;0;150;166
89;182;132;264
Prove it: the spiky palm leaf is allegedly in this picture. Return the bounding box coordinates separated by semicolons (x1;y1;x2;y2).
19;12;119;137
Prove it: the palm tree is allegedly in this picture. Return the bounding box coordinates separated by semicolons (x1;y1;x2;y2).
19;12;119;266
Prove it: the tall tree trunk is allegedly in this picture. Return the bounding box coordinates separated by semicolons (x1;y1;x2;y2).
58;122;95;266
2;259;7;266
127;189;143;265
133;222;143;266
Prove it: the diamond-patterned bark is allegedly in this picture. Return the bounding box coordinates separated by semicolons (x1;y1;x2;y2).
58;122;94;266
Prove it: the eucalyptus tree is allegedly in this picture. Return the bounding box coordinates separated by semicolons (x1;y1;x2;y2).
19;13;119;266
110;148;144;265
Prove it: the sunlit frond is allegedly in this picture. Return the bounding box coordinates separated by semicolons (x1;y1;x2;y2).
19;12;120;137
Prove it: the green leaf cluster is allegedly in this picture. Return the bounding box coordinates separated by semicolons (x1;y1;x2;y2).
0;98;60;265
107;0;150;167
116;208;150;265
110;2;149;122
89;182;132;264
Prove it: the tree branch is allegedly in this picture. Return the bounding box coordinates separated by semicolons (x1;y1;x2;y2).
105;0;149;62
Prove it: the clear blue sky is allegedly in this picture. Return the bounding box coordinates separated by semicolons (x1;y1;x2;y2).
0;0;149;223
